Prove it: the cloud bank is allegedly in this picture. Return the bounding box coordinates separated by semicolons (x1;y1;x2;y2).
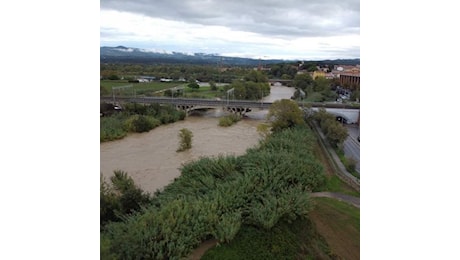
100;0;360;60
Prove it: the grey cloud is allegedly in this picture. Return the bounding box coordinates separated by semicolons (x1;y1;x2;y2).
101;0;359;38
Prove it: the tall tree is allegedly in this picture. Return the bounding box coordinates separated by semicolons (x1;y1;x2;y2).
293;73;314;92
313;76;330;92
267;99;305;132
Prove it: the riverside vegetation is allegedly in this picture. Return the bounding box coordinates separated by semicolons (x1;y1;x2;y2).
100;103;186;142
100;126;330;259
218;114;241;127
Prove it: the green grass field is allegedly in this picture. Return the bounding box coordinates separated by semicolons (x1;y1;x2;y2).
100;80;186;97
101;80;228;99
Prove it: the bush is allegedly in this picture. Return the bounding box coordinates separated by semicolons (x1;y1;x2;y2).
100;172;151;229
177;128;193;152
344;157;357;173
218;114;241;127
123;115;160;133
100;114;128;142
101;103;185;142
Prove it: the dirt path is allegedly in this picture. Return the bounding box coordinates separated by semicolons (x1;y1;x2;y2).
311;192;360;208
186;239;219;260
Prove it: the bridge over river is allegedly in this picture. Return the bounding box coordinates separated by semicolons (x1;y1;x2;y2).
101;96;360;124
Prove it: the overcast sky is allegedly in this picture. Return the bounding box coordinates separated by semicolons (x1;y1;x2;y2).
100;0;359;60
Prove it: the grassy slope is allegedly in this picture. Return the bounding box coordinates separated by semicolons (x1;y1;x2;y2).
309;197;360;260
202;197;360;260
313;141;360;197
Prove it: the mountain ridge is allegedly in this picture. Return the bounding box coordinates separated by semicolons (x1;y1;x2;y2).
100;46;360;66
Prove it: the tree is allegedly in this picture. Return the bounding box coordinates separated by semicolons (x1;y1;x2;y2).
291;88;306;100
177;128;193;152
187;82;200;89
231;70;270;100
313;76;330;92
323;120;348;147
209;80;218;91
267;99;305;132
232;80;246;99
314;108;349;147
110;171;151;215
108;74;120;80
100;171;151;228
244;70;268;83
292;73;314;92
281;74;292;80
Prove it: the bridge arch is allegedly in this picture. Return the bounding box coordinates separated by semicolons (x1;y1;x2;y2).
330;112;352;124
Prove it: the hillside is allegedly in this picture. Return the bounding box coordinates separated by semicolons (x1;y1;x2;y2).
100;46;360;66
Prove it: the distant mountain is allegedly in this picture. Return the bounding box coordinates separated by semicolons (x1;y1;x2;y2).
100;46;359;66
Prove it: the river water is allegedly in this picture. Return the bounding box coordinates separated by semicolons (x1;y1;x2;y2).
100;85;295;194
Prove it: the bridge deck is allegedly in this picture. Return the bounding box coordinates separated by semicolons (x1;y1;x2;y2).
101;96;359;110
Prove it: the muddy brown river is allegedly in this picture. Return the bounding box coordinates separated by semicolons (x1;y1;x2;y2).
100;85;294;194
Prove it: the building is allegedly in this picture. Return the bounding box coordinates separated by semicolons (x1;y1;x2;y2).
339;73;360;87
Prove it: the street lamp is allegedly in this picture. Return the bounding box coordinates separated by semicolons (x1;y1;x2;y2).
227;88;234;106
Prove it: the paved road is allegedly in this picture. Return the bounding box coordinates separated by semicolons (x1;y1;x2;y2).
343;125;360;173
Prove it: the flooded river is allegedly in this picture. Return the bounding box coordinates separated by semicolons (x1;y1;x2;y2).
100;85;295;194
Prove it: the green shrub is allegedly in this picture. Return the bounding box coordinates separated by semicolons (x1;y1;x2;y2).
100;234;118;260
344;157;357;173
100;115;128;142
123;115;160;133
100;171;151;229
101;103;185;142
218;114;241;127
177;128;193;152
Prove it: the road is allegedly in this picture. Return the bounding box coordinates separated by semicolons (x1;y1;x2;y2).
343;124;360;173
